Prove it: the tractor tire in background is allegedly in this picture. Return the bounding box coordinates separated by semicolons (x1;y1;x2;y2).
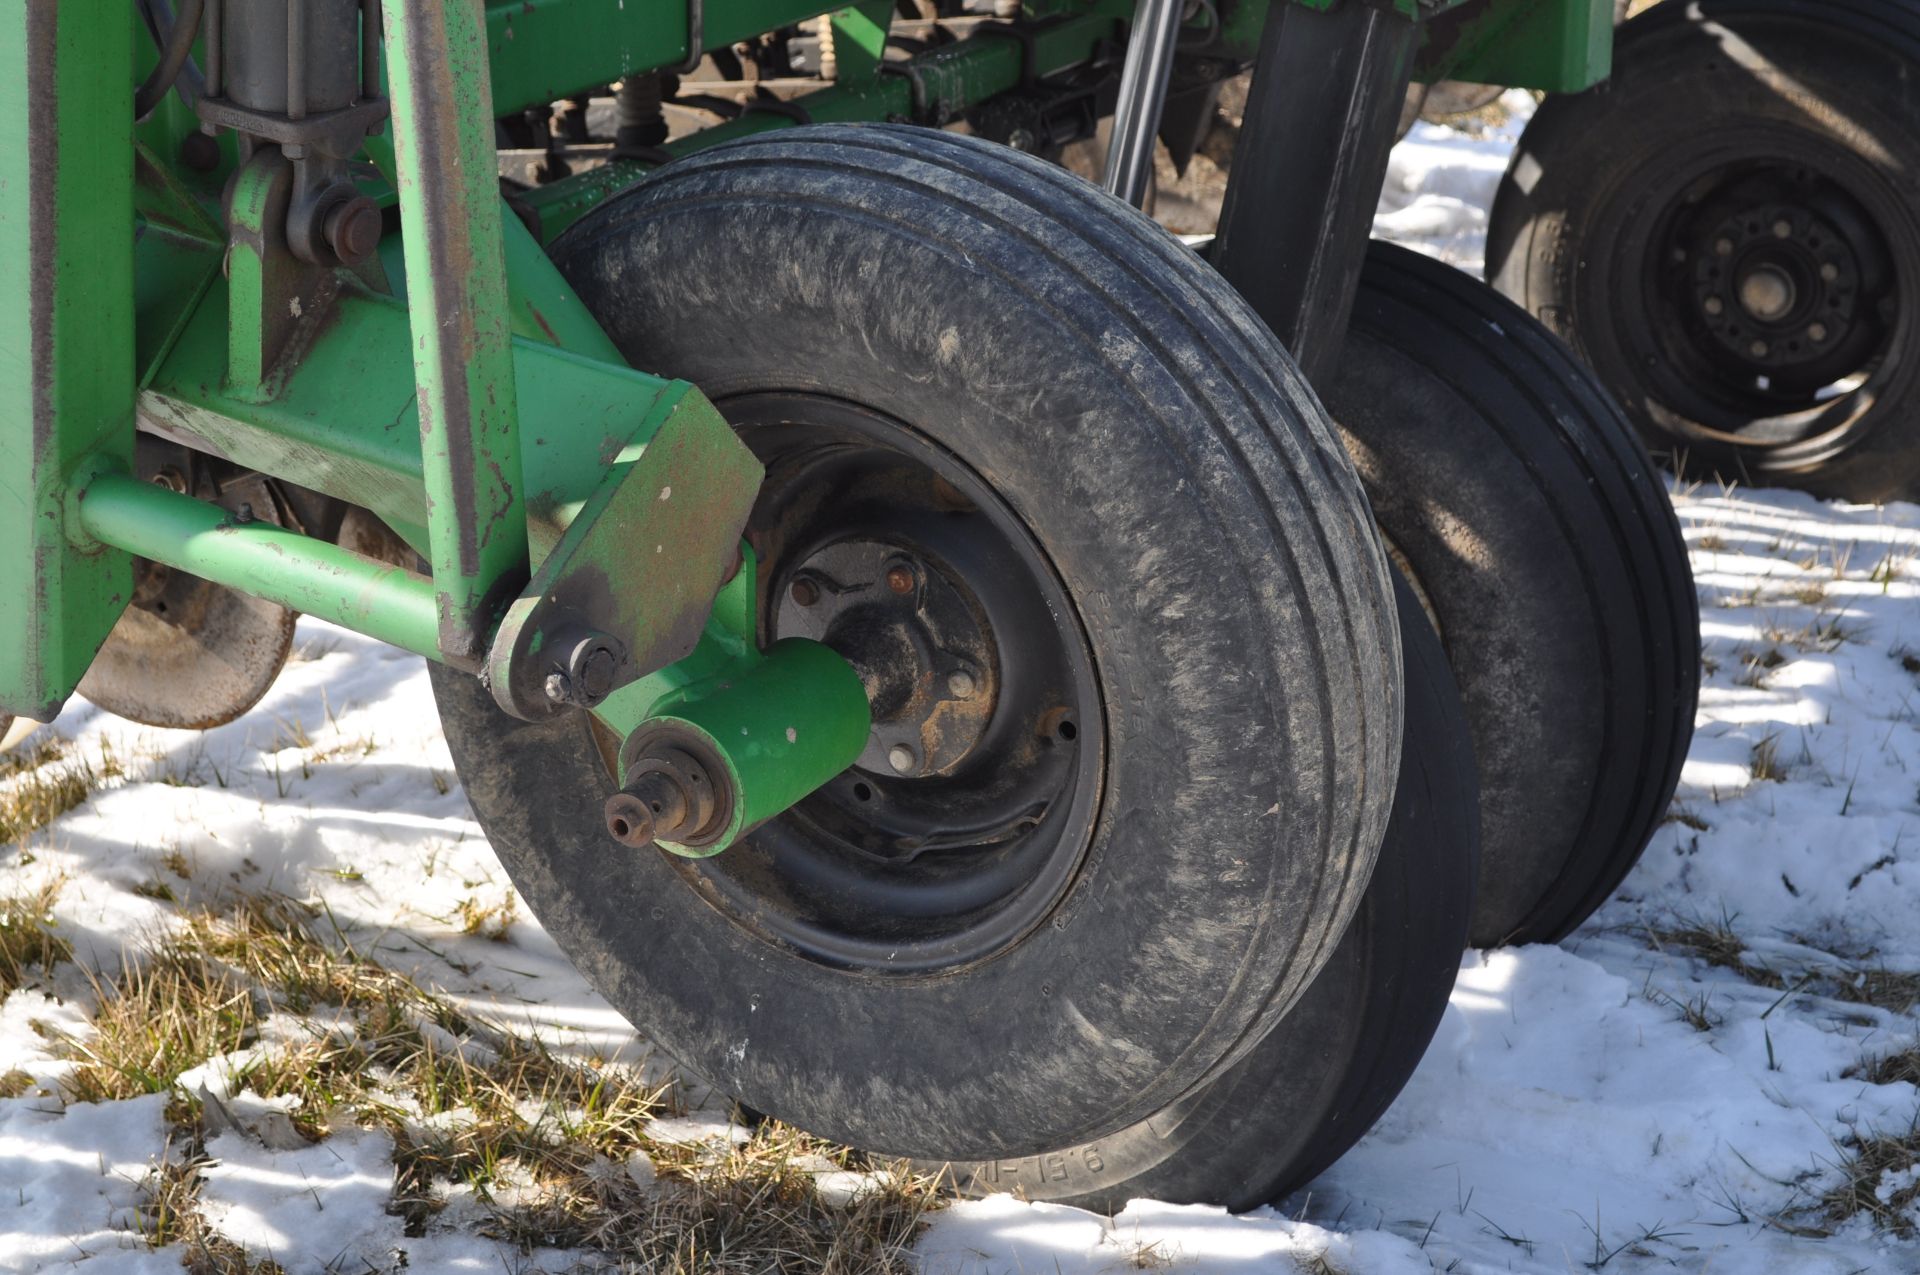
922;568;1478;1212
436;126;1403;1161
1487;0;1920;502
1326;240;1698;947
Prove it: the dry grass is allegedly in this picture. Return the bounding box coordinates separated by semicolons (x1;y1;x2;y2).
0;737;118;846
76;891;943;1271
131;1156;288;1274
0;879;71;996
59;949;260;1104
456;891;519;942
1815;1120;1920;1238
1849;1040;1920;1089
1750;735;1789;783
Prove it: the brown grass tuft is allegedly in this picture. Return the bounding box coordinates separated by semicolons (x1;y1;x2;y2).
1815;1121;1920;1238
0;879;70;995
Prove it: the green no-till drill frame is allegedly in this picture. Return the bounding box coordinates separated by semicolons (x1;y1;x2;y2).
0;0;1610;853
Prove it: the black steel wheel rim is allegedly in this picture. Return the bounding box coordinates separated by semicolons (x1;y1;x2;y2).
668;392;1105;977
1610;129;1913;462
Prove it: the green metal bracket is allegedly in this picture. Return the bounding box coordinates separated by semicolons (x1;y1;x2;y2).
0;0;137;722
486;394;764;720
593;549;871;857
828;3;893;83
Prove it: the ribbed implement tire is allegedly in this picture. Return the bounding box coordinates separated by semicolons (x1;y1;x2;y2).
1326;240;1699;946
433;125;1401;1160
1487;0;1920;501
919;569;1478;1211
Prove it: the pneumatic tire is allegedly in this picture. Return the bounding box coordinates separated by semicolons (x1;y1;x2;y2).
1326;240;1699;947
921;569;1478;1211
1487;0;1920;501
433;125;1402;1161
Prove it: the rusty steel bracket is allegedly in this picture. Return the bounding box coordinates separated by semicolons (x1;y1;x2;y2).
485;386;763;722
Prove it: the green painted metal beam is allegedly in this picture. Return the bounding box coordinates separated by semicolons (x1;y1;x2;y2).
72;472;444;661
384;0;529;668
0;0;137;721
1416;0;1613;92
524;11;1124;240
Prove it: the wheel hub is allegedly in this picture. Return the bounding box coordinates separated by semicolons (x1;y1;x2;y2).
1689;199;1864;375
772;537;997;777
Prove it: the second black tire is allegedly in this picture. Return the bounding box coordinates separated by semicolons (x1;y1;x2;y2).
1325;241;1699;947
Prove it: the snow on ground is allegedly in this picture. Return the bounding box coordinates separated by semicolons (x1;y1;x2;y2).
3;100;1919;1273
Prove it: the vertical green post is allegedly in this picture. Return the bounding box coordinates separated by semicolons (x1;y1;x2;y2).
0;0;135;720
382;0;528;667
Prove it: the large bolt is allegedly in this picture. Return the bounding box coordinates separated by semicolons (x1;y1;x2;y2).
947;669;976;699
543;671;572;704
790;577;820;607
887;743;917;774
323;196;383;266
885;564;916;595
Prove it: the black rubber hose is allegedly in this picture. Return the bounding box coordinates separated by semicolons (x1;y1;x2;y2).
135;0;206;121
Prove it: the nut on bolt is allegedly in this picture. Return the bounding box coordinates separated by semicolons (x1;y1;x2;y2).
542;630;628;710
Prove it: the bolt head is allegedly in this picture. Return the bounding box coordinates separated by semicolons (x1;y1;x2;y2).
543;671;572;703
887;744;917;774
1715;237;1735;256
790;577;820;607
1750;339;1770;358
1773;219;1793;239
885;564;916;595
1808;322;1828;342
579;645;618;700
1703;296;1724;316
947;669;976;699
324;196;383;266
1821;263;1841;283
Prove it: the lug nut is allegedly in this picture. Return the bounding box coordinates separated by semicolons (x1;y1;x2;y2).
1715;237;1735;256
947;669;976;699
1750;339;1770;358
1821;263;1840;283
1809;322;1828;342
790;577;820;607
1773;219;1793;239
544;671;572;703
885;564;916;595
1703;296;1724;316
887;744;917;774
